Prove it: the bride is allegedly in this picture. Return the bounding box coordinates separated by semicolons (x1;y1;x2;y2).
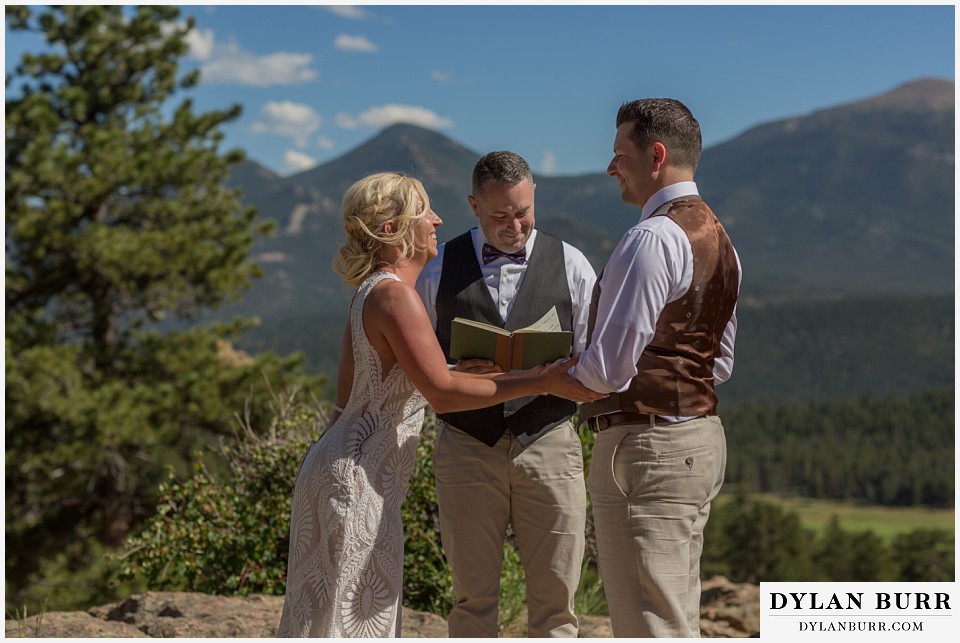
277;172;603;637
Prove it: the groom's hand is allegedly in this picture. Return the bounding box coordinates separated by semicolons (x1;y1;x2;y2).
541;354;607;402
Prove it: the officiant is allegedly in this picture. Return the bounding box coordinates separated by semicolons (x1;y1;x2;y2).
415;150;596;637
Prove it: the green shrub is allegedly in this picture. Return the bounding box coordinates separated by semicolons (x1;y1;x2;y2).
497;537;528;635
118;385;325;595
574;559;608;617
119;392;461;612
702;490;818;583
892;529;955;581
703;492;955;583
117;397;616;621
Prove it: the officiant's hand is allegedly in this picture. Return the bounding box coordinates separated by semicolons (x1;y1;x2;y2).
452;358;503;374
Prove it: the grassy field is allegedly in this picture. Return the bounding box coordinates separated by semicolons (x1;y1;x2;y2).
719;493;956;541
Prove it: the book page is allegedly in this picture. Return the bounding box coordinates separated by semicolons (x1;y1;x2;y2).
452;316;511;336
516;306;562;333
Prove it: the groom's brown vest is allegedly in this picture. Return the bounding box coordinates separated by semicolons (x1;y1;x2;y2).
580;198;738;422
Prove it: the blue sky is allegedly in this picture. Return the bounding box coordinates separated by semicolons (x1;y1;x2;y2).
4;3;955;177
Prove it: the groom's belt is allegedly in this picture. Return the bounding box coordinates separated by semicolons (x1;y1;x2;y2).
587;412;674;432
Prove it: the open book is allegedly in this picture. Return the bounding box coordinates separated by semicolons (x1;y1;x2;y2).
449;306;573;371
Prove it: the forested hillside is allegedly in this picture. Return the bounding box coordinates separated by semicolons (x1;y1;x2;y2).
238;293;955;406
719;294;954;404
723;389;954;507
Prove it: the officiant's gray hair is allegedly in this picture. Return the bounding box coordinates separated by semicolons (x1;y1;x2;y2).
335;172;431;287
472;151;533;196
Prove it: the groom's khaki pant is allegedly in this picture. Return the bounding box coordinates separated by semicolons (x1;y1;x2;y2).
434;421;586;637
589;415;726;638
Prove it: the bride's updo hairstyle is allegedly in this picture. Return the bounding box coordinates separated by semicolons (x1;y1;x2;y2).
334;172;432;287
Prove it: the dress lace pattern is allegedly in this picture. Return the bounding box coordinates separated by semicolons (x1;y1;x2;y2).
278;272;427;637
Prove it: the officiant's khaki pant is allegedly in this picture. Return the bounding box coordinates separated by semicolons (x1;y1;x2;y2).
434;421;586;637
589;416;726;638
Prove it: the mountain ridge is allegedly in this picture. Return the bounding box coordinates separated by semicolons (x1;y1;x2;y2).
695;77;953;298
221;77;954;379
229;78;954;298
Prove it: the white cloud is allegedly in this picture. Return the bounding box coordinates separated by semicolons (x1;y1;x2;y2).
325;5;392;24
540;151;558;176
334;34;379;53
326;5;370;20
335;104;453;130
202;44;317;86
283;150;318;173
185;27;215;61
316;135;336;151
183;28;317;86
252;102;322;148
430;70;454;84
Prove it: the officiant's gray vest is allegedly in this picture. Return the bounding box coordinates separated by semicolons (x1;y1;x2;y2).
435;230;575;447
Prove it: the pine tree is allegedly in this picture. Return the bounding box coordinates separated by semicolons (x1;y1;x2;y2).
5;5;316;610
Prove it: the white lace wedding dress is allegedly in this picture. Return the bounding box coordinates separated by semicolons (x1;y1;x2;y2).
278;272;428;637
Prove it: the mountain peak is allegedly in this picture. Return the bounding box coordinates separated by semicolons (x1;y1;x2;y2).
378;122;437;136
854;77;954;112
365;122;465;151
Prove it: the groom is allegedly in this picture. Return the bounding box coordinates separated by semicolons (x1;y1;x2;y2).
556;98;741;637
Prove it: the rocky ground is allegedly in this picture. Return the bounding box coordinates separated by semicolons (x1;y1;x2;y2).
5;576;759;638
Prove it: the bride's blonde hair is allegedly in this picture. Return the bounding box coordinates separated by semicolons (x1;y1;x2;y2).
334;172;432;287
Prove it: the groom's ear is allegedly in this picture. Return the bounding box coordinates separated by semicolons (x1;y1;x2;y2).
651;141;667;171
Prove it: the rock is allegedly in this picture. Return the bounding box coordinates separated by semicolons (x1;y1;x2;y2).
88;592;284;637
399;608;448;638
4;578;759;638
6;593;446;638
699;576;762;638
4;611;147;638
578;614;614;637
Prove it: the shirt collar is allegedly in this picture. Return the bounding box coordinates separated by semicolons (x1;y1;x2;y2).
640;181;700;222
471;226;538;259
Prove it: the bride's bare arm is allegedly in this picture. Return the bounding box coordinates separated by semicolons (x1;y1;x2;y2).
366;281;603;412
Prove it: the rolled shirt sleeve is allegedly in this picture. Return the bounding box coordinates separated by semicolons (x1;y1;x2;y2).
562;241;598;354
570;223;687;393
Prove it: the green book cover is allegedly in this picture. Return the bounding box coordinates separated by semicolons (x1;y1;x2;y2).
449;306;572;371
510;329;574;370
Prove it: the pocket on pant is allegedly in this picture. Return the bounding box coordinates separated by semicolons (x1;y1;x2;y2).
610;431;639;499
656;444;711;466
566;423;585;473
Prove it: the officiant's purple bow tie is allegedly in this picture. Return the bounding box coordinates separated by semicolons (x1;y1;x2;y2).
482;243;526;265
